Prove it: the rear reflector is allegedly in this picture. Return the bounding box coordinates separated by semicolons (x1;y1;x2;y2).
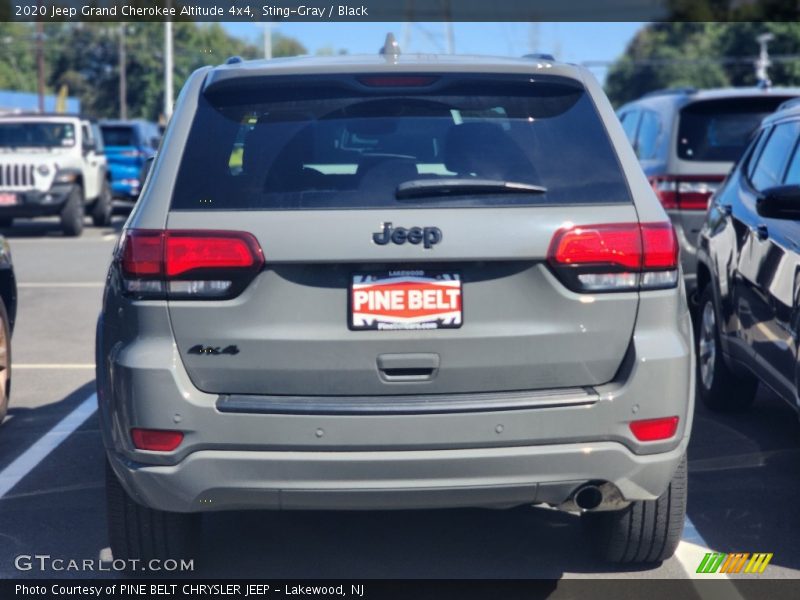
120;229;264;300
650;175;722;211
629;417;679;442
131;428;184;452
548;222;678;292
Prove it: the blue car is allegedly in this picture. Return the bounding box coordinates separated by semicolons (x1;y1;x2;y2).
99;120;161;200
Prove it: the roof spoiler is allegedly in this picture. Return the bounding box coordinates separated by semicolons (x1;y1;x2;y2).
522;53;555;61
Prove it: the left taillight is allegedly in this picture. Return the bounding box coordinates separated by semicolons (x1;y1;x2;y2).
119;229;264;300
547;222;679;293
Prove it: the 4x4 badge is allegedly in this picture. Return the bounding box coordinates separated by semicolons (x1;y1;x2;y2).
372;222;442;249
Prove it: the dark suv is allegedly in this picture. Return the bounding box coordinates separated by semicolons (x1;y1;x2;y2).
99;51;694;566
618;87;800;295
696;99;800;412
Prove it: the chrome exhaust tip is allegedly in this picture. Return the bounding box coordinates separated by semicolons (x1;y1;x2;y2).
574;485;603;510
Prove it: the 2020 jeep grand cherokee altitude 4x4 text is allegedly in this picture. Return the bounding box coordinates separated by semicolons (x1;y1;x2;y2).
98;52;695;565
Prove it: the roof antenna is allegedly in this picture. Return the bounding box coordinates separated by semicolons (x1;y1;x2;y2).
380;33;401;56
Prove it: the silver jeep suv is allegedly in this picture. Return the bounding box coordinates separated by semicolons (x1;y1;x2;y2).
98;50;694;565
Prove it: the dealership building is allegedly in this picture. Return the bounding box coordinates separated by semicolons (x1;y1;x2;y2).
0;90;80;114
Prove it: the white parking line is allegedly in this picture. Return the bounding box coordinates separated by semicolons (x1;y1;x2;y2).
0;393;97;499
13;364;95;369
675;516;747;597
17;283;104;288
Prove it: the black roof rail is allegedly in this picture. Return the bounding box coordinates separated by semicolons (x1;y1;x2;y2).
776;97;800;112
522;53;555;61
642;87;698;99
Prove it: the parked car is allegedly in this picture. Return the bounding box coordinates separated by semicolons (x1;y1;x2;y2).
0;114;113;235
617;87;800;296
696;98;800;413
99;119;160;201
0;235;17;425
99;49;694;565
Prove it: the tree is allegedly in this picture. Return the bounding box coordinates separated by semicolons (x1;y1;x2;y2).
1;22;306;121
0;23;38;92
605;22;800;107
605;23;727;106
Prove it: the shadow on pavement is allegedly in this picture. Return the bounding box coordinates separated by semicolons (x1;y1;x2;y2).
0;380;96;473
194;505;657;579
687;384;800;572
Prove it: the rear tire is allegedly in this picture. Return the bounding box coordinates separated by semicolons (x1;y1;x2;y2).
0;300;10;425
91;181;113;227
584;454;687;564
60;187;84;237
696;285;757;411
106;459;200;564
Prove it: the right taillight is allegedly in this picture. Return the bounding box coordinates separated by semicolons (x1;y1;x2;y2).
548;222;679;292
119;229;264;300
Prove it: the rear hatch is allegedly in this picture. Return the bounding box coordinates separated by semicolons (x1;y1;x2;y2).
100;125;144;170
665;95;798;237
155;73;646;397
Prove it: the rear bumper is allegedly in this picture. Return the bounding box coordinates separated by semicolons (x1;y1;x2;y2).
0;186;72;217
108;163;142;198
98;285;695;513
108;438;688;513
110;180;140;199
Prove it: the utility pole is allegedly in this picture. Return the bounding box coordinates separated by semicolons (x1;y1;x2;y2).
164;20;173;119
119;24;127;120
36;19;45;113
442;0;454;53
755;32;775;88
263;22;272;59
444;23;454;54
529;23;540;54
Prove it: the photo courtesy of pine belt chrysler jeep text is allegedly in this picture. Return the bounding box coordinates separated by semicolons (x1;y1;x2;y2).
98;46;695;566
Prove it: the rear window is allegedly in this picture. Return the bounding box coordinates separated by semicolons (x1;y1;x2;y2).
101;126;137;147
170;75;631;210
677;97;793;162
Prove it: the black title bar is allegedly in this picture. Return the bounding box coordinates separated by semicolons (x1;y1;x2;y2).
1;0;800;22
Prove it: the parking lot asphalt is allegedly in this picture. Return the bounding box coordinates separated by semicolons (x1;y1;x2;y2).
0;216;798;588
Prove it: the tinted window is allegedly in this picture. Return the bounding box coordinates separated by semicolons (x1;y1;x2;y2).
620;110;639;143
783;134;800;185
677;97;793;162
171;75;631;210
750;121;800;190
636;110;661;159
0;121;75;148
91;123;105;153
101;126;137;147
746;128;771;180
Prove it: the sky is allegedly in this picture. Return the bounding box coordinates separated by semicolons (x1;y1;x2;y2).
222;22;645;83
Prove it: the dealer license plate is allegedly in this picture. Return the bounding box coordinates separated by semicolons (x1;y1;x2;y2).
350;271;462;331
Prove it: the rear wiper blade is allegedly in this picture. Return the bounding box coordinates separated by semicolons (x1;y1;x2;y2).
396;178;547;200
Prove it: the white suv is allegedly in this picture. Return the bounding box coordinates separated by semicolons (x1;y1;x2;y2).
0;114;113;236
